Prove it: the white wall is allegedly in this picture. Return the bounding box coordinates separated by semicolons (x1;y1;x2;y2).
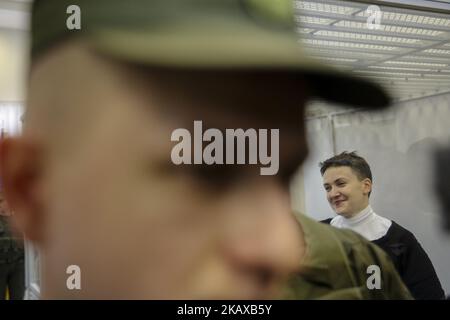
0;28;28;101
0;101;23;135
295;93;450;295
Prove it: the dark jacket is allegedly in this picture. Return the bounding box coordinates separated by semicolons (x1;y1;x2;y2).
0;217;24;264
322;218;445;300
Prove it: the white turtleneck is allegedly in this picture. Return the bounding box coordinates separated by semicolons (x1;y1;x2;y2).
330;205;392;241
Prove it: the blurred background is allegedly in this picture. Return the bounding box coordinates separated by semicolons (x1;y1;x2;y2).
0;0;449;298
288;0;450;295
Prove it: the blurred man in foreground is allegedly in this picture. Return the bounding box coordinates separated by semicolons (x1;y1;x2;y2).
0;0;410;299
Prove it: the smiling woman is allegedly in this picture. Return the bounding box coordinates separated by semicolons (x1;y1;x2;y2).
322;166;372;219
319;151;445;300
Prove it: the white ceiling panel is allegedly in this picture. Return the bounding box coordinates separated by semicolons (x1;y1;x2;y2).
295;0;450;104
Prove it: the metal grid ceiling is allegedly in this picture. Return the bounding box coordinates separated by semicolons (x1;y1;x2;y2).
1;0;450;105
295;0;450;105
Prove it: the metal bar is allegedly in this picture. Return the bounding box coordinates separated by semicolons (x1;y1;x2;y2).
306;106;368;121
297;22;450;42
301;42;410;55
301;32;432;49
356;38;450;67
295;11;450;32
305;90;450;121
329;115;337;155
355;67;450;75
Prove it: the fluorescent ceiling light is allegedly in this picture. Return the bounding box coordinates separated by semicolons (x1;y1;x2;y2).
376;78;449;83
423;48;450;54
295;15;335;25
410;77;450;81
313;30;421;44
384;61;448;67
368;66;434;72
401;55;450;63
312;56;358;62
333;21;444;36
296;28;315;33
294;1;360;15
357;74;450;82
301;39;399;51
359;75;421;81
353;70;417;76
356;11;450;26
303;48;389;59
390;85;450;89
418;73;450;78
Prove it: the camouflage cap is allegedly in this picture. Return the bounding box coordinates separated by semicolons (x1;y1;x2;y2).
31;0;391;109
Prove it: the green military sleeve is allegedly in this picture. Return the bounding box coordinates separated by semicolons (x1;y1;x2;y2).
284;213;413;300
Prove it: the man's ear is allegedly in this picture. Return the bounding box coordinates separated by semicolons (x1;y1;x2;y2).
362;178;372;196
0;137;46;243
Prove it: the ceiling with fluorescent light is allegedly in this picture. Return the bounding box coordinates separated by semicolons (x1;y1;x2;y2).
1;0;449;109
295;0;450;111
